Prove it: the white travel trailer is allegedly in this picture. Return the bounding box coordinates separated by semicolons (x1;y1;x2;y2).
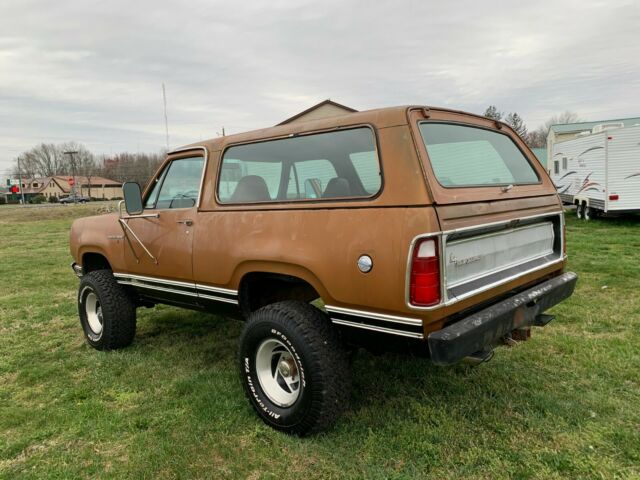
550;124;640;219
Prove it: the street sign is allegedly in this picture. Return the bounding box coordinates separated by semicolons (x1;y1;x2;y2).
68;177;75;186
9;179;20;186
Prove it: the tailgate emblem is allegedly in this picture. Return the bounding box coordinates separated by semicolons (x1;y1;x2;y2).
449;253;481;267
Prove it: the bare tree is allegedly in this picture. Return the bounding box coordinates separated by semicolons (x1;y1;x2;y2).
504;112;528;139
545;111;581;131
483;105;503;121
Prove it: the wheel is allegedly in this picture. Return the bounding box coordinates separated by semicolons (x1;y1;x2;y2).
584;206;595;221
576;203;583;219
238;301;350;435
78;269;137;350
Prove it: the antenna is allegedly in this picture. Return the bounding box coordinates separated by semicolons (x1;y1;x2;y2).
162;83;170;150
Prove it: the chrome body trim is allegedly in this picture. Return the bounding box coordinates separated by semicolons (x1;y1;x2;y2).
116;280;199;298
325;305;423;326
198;294;239;305
113;272;196;289
404;211;565;311
113;272;239;305
196;283;239;296
330;318;424;339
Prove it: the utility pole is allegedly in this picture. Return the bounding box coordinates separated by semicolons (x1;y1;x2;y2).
64;150;79;204
162;83;170;150
17;157;26;205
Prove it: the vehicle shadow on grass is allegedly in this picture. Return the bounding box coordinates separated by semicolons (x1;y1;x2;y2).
131;308;580;439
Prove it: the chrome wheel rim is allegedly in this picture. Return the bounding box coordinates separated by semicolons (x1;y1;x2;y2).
255;339;301;407
84;291;103;335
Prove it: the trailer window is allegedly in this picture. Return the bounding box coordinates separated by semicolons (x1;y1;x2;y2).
554;160;559;175
562;157;567;170
418;122;539;187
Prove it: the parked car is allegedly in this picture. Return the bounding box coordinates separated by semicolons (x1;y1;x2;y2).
60;195;90;204
69;105;577;435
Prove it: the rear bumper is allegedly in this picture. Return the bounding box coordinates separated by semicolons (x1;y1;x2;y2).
428;271;578;366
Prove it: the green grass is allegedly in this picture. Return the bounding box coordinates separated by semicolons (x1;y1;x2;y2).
1;204;639;479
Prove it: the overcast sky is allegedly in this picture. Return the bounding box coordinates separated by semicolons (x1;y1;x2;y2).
1;0;639;174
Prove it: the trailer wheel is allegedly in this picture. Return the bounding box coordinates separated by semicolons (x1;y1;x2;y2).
576;203;584;219
584;206;594;221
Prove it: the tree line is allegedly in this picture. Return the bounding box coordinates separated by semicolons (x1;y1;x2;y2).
483;106;580;148
11;107;578;186
11;143;166;188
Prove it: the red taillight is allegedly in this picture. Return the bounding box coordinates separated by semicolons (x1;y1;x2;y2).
609;194;619;201
410;238;441;306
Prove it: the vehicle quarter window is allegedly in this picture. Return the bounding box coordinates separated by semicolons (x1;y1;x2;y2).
146;157;204;209
418;123;539;187
218;127;381;204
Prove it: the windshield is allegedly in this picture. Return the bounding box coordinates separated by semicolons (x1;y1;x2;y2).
418;122;539;187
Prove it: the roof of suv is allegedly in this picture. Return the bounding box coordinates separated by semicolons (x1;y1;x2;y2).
173;105;497;154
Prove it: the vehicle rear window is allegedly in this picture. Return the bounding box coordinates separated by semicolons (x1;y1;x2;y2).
218;127;381;204
418;122;539;187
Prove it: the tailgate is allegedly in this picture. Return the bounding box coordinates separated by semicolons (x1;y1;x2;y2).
437;207;564;304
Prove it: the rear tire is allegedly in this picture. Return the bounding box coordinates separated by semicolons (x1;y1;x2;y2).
576;203;584;219
78;269;137;350
584;206;595;221
238;301;350;435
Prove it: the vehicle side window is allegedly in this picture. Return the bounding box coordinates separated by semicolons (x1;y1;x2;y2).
146;157;204;209
217;127;381;204
286;159;337;199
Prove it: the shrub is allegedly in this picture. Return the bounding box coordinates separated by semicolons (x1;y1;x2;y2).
31;195;46;204
48;196;59;203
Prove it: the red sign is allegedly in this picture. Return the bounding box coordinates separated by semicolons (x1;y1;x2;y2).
10;185;19;194
68;177;75;186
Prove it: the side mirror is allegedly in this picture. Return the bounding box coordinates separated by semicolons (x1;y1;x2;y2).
304;178;322;199
122;182;144;215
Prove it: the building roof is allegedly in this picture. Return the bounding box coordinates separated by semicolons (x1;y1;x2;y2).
20;175;121;195
277;99;358;126
549;116;640;134
531;147;547;167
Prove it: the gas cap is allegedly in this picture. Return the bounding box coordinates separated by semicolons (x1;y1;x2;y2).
357;255;373;273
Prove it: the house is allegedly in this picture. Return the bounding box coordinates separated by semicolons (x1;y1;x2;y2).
19;175;122;201
546;116;640;164
277;99;357;125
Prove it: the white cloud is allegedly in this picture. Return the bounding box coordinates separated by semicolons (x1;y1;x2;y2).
1;0;639;173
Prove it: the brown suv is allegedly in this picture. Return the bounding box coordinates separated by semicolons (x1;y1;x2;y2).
70;105;577;434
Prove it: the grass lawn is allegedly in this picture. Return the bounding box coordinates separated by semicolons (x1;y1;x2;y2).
0;204;638;479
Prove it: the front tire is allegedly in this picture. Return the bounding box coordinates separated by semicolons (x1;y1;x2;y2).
238;301;350;435
78;269;137;350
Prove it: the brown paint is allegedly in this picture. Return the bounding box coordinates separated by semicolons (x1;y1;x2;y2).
70;105;567;338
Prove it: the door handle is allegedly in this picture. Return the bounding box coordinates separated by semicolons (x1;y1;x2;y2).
177;219;193;226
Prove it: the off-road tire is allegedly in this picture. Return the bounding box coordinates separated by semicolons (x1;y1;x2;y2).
238;301;350;435
78;269;136;350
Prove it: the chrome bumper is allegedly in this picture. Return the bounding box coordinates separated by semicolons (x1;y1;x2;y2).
71;262;84;278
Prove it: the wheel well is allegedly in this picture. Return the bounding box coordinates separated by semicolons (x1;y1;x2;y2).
82;252;112;273
238;272;321;318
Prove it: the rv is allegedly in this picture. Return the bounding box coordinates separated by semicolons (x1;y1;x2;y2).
551;124;640;219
